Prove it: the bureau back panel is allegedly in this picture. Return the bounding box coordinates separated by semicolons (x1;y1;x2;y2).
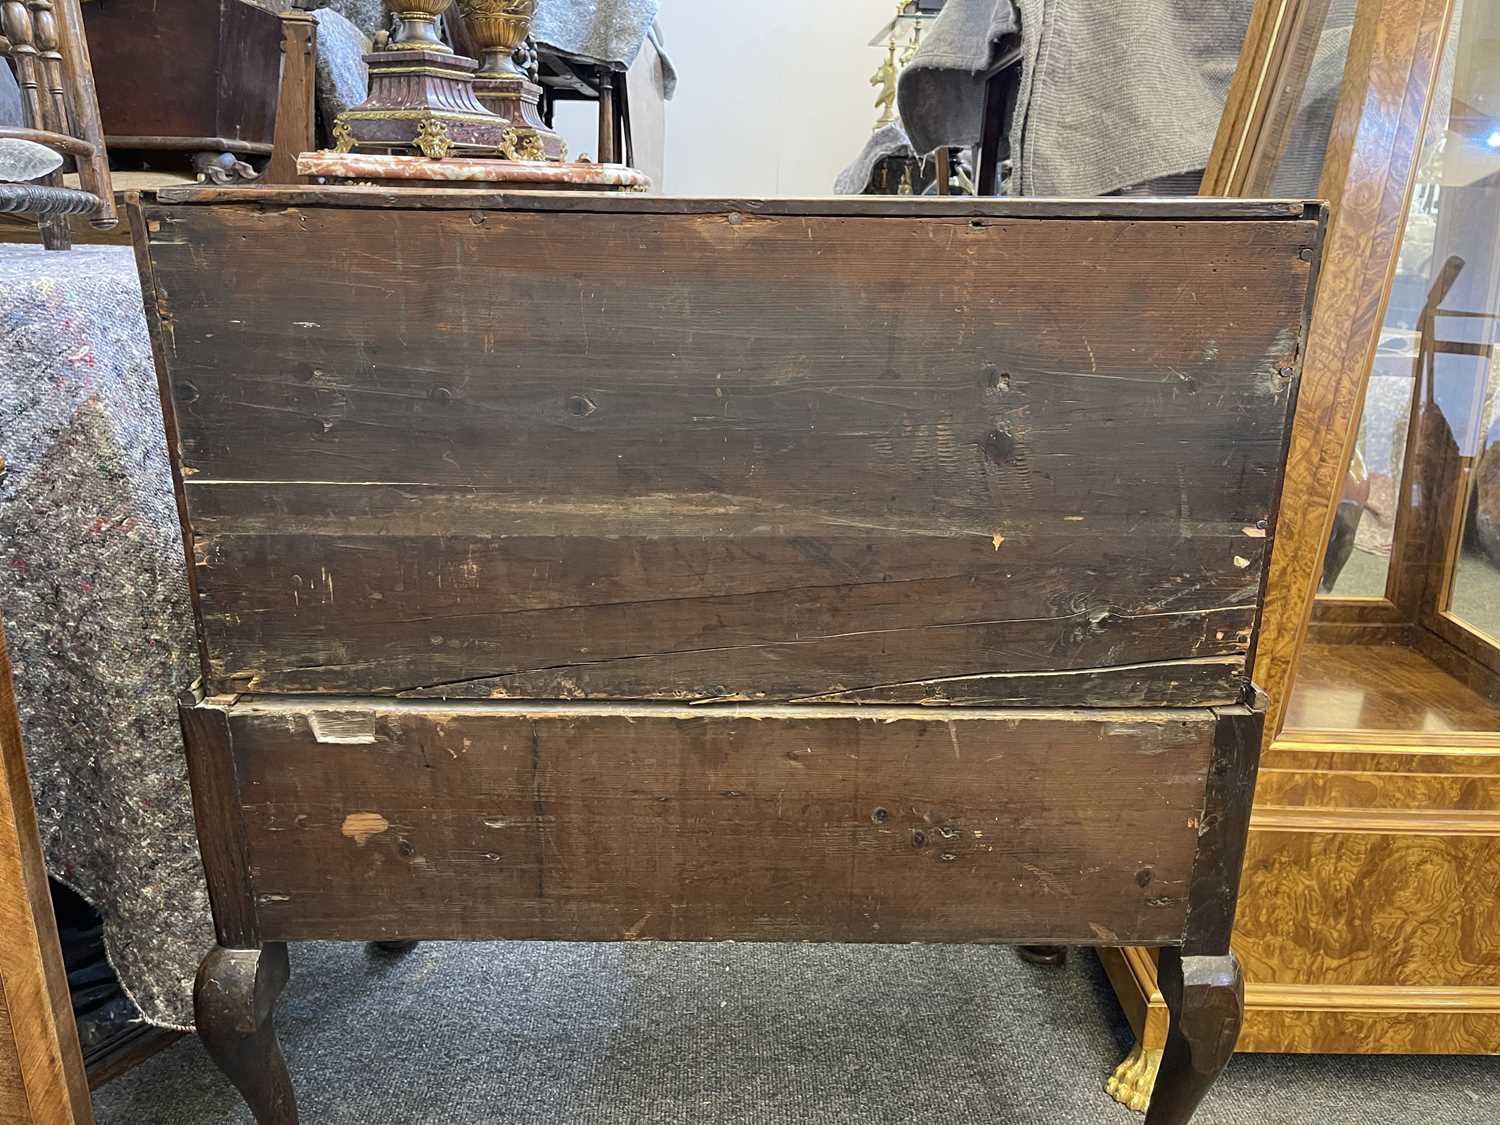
220;699;1220;945
139;197;1320;704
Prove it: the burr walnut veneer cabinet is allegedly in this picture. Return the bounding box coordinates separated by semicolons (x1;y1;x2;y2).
127;186;1324;1124
0;624;92;1125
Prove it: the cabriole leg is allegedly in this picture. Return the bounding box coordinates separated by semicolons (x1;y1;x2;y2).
195;943;298;1124
1142;948;1242;1125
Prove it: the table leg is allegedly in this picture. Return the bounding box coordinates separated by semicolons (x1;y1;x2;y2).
1016;944;1068;966
1142;948;1242;1125
372;940;420;955
195;943;298;1125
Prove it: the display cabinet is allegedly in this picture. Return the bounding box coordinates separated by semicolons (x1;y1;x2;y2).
0;623;93;1125
1106;0;1500;1099
1234;0;1500;1052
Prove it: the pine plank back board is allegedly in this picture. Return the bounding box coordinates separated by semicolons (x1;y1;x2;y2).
129;187;1324;1125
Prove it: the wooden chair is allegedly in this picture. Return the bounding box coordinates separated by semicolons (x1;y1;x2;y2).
0;0;115;248
537;56;632;165
974;49;1020;196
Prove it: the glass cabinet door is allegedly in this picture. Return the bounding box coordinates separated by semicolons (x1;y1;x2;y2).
1292;0;1500;737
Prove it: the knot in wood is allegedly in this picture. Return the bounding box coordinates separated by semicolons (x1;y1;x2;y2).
978;428;1016;465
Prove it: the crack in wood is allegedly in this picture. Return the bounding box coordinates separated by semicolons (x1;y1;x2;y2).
791;656;1245;703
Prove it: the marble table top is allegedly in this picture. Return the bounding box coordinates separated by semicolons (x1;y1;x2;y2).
296;151;652;191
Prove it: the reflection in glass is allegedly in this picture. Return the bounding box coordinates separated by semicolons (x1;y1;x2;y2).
1318;41;1460;599
1445;259;1500;641
1289;0;1500;739
1426;16;1500;643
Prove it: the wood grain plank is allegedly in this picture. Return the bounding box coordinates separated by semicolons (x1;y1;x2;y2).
1183;704;1265;955
1237;989;1500;1053
179;696;259;946
190;517;1260;699
1236;826;1500;990
136;203;1317;704
148;185;1319;219
219;698;1217;946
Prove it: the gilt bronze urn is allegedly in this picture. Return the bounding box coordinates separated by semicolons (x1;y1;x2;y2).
331;0;509;158
385;0;456;52
457;0;566;160
459;0;534;76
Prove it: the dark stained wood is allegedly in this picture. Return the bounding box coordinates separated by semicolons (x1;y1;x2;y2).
793;657;1247;708
107;135;273;156
0;125;93;158
54;0;115;230
215;697;1216;946
127;196;213;683
370;940;419;955
596;72;617;164
0;0;116;244
1182;704;1263;955
136;199;1317;705
82;0;282;156
1143;950;1244;1125
215;0;284;145
188;517;1257;703
136;191;1309;1122
975;60;1016;197
179;698;260;947
84;1025;184;1091
194;943;295;1125
1016;945;1068;966
149;184;1319;219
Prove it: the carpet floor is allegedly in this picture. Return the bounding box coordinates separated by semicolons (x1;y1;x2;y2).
93;941;1499;1124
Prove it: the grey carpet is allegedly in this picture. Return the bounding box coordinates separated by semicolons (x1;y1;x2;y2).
93;942;1499;1123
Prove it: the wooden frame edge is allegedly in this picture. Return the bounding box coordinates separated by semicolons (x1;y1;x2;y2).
0;626;93;1123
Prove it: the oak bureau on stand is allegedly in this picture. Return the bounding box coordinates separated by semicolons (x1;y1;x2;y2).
126;186;1324;1125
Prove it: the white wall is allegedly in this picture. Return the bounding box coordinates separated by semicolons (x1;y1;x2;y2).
655;0;902;196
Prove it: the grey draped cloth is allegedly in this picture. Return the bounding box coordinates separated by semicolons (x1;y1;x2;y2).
1;245;209;1029
310;7;374;123
536;0;656;66
833;121;919;197
536;2;676;98
0;62;20;128
896;0;1355;198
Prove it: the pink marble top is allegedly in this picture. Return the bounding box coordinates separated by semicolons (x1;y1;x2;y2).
296;151;652;190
